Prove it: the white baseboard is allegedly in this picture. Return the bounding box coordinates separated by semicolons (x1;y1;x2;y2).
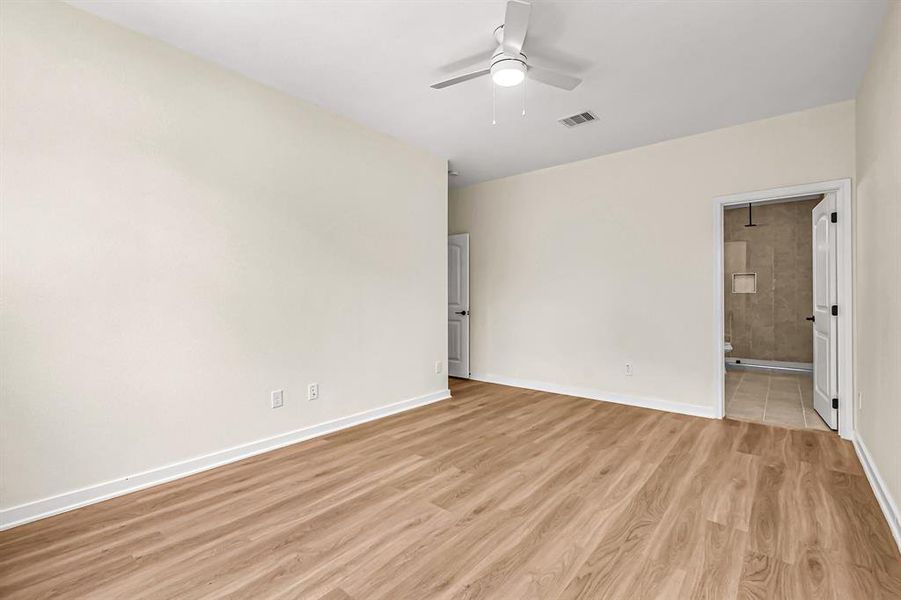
469;373;717;419
853;434;901;554
0;388;450;531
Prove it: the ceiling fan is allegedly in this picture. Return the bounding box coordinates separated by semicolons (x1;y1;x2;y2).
431;0;582;91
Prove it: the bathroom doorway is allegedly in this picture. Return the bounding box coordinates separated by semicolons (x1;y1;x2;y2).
713;180;854;439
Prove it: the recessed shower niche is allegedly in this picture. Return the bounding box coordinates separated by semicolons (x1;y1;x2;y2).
732;273;757;294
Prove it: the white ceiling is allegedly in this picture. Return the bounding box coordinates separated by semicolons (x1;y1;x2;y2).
68;1;887;187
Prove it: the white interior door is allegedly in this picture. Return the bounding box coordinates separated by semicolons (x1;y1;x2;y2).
448;234;470;378
812;193;838;430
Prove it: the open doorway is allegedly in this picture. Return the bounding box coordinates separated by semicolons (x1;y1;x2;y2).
714;180;854;439
723;195;827;430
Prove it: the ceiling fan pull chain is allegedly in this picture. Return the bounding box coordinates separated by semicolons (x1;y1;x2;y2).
492;82;497;125
522;75;526;116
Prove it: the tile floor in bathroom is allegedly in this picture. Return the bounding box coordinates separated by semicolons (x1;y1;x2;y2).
724;367;831;431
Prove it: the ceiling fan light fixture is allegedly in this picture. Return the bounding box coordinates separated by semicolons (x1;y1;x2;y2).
429;1;582;93
490;59;526;87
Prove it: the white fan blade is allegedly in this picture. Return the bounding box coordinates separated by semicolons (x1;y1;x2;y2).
502;0;531;55
527;65;582;90
431;69;490;89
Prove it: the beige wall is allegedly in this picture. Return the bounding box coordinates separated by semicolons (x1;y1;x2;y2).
855;1;901;528
0;2;447;510
724;198;819;363
450;101;854;413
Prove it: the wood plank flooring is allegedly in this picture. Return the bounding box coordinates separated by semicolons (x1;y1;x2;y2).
1;378;899;599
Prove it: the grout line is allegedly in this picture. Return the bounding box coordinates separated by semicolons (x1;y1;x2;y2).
799;378;809;428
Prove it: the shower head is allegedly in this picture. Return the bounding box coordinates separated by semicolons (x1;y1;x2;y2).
744;202;758;227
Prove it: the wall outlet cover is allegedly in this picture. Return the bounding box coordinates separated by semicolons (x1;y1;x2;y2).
308;383;319;401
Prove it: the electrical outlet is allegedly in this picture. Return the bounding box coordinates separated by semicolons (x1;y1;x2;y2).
271;389;284;409
435;361;443;374
625;363;633;376
858;391;862;411
308;383;319;401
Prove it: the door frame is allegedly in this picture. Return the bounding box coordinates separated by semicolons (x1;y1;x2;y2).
713;178;854;439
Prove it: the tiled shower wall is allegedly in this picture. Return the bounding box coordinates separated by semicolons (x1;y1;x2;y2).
724;198;819;363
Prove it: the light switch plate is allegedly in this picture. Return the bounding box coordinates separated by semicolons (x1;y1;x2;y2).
271;389;284;409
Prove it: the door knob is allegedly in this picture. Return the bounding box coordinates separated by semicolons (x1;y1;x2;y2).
805;315;815;322
455;310;469;316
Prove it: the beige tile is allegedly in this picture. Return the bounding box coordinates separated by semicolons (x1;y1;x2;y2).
731;391;767;406
729;390;766;405
722;369;831;433
764;413;806;429
764;402;806;429
765;397;804;415
766;395;802;412
727;397;765;421
769;377;800;393
741;371;769;382
770;371;800;380
804;408;831;431
737;380;769;394
767;390;801;404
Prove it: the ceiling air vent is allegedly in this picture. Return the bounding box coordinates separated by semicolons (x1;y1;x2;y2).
559;111;598;128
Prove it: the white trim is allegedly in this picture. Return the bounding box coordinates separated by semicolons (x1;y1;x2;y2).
853;435;901;554
470;373;717;419
713;179;854;438
726;358;813;372
0;388;451;531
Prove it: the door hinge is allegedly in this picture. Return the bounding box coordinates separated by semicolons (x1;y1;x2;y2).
831;305;838;316
831;211;838;223
832;398;839;410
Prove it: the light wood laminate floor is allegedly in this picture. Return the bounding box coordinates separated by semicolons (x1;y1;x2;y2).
1;379;899;599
